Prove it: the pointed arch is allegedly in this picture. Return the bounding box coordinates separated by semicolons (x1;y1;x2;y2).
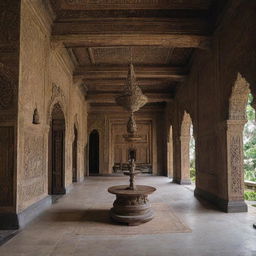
48;103;66;195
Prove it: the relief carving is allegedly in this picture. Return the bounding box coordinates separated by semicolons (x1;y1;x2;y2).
0;64;16;110
230;135;242;195
47;83;66;125
0;2;20;43
24;134;44;179
20;181;45;202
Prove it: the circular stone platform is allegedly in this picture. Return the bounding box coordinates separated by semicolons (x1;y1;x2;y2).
108;185;156;226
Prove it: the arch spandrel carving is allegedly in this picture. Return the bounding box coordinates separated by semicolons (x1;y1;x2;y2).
46;83;67;126
229;73;250;121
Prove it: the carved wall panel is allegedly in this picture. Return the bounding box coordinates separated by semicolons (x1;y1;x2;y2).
0;1;20;44
24;134;44;179
19;181;45;203
0;126;14;207
0;74;14;110
230;135;243;195
111;121;152;166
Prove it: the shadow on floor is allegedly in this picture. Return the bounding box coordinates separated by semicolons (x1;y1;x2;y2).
47;209;121;225
0;230;19;246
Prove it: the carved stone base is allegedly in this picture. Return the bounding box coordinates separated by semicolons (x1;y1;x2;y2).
173;178;191;185
108;185;156;226
194;188;248;213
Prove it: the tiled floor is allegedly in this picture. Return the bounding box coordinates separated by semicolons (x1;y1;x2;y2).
0;176;256;256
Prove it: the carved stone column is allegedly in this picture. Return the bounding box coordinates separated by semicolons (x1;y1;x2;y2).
226;120;247;212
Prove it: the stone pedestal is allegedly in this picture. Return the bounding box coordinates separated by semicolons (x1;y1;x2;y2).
108;185;156;226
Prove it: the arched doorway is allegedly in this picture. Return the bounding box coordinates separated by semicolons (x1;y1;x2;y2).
48;103;66;195
89;130;99;175
72;125;78;182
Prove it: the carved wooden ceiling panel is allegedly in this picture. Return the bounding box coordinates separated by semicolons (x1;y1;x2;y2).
49;0;229;107
72;46;192;66
91;47;171;65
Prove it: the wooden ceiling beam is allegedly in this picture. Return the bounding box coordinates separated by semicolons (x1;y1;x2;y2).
86;92;173;103
52;33;209;48
52;18;208;35
74;65;187;81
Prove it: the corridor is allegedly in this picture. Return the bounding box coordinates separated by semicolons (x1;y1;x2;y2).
0;176;256;256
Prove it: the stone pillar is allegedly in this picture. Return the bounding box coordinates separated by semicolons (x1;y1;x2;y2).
173;134;191;185
225;119;247;212
179;135;191;184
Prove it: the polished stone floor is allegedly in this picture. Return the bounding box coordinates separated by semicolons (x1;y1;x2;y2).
0;176;256;256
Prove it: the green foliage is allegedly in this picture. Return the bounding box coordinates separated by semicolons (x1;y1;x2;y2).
244;191;256;201
243;94;256;182
190;168;196;182
190;126;196;182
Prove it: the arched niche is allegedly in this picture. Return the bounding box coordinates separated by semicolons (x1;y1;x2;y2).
89;129;100;175
48;103;66;195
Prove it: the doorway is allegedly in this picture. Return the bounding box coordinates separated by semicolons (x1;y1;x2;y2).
89;130;99;175
48;103;66;195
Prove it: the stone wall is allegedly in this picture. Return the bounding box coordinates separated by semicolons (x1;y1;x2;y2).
17;0;87;213
0;1;20;215
168;1;256;211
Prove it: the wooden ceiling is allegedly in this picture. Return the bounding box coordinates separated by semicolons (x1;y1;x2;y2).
49;0;228;108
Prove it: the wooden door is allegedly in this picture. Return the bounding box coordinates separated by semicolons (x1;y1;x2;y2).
89;130;99;175
52;120;65;194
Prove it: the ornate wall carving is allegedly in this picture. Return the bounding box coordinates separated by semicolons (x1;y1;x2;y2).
0;1;20;44
19;181;45;203
230;135;242;195
111;121;152;165
0;63;16;112
24;134;44;179
47;84;67;125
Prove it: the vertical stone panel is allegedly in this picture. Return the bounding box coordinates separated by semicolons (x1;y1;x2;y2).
0;126;14;207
